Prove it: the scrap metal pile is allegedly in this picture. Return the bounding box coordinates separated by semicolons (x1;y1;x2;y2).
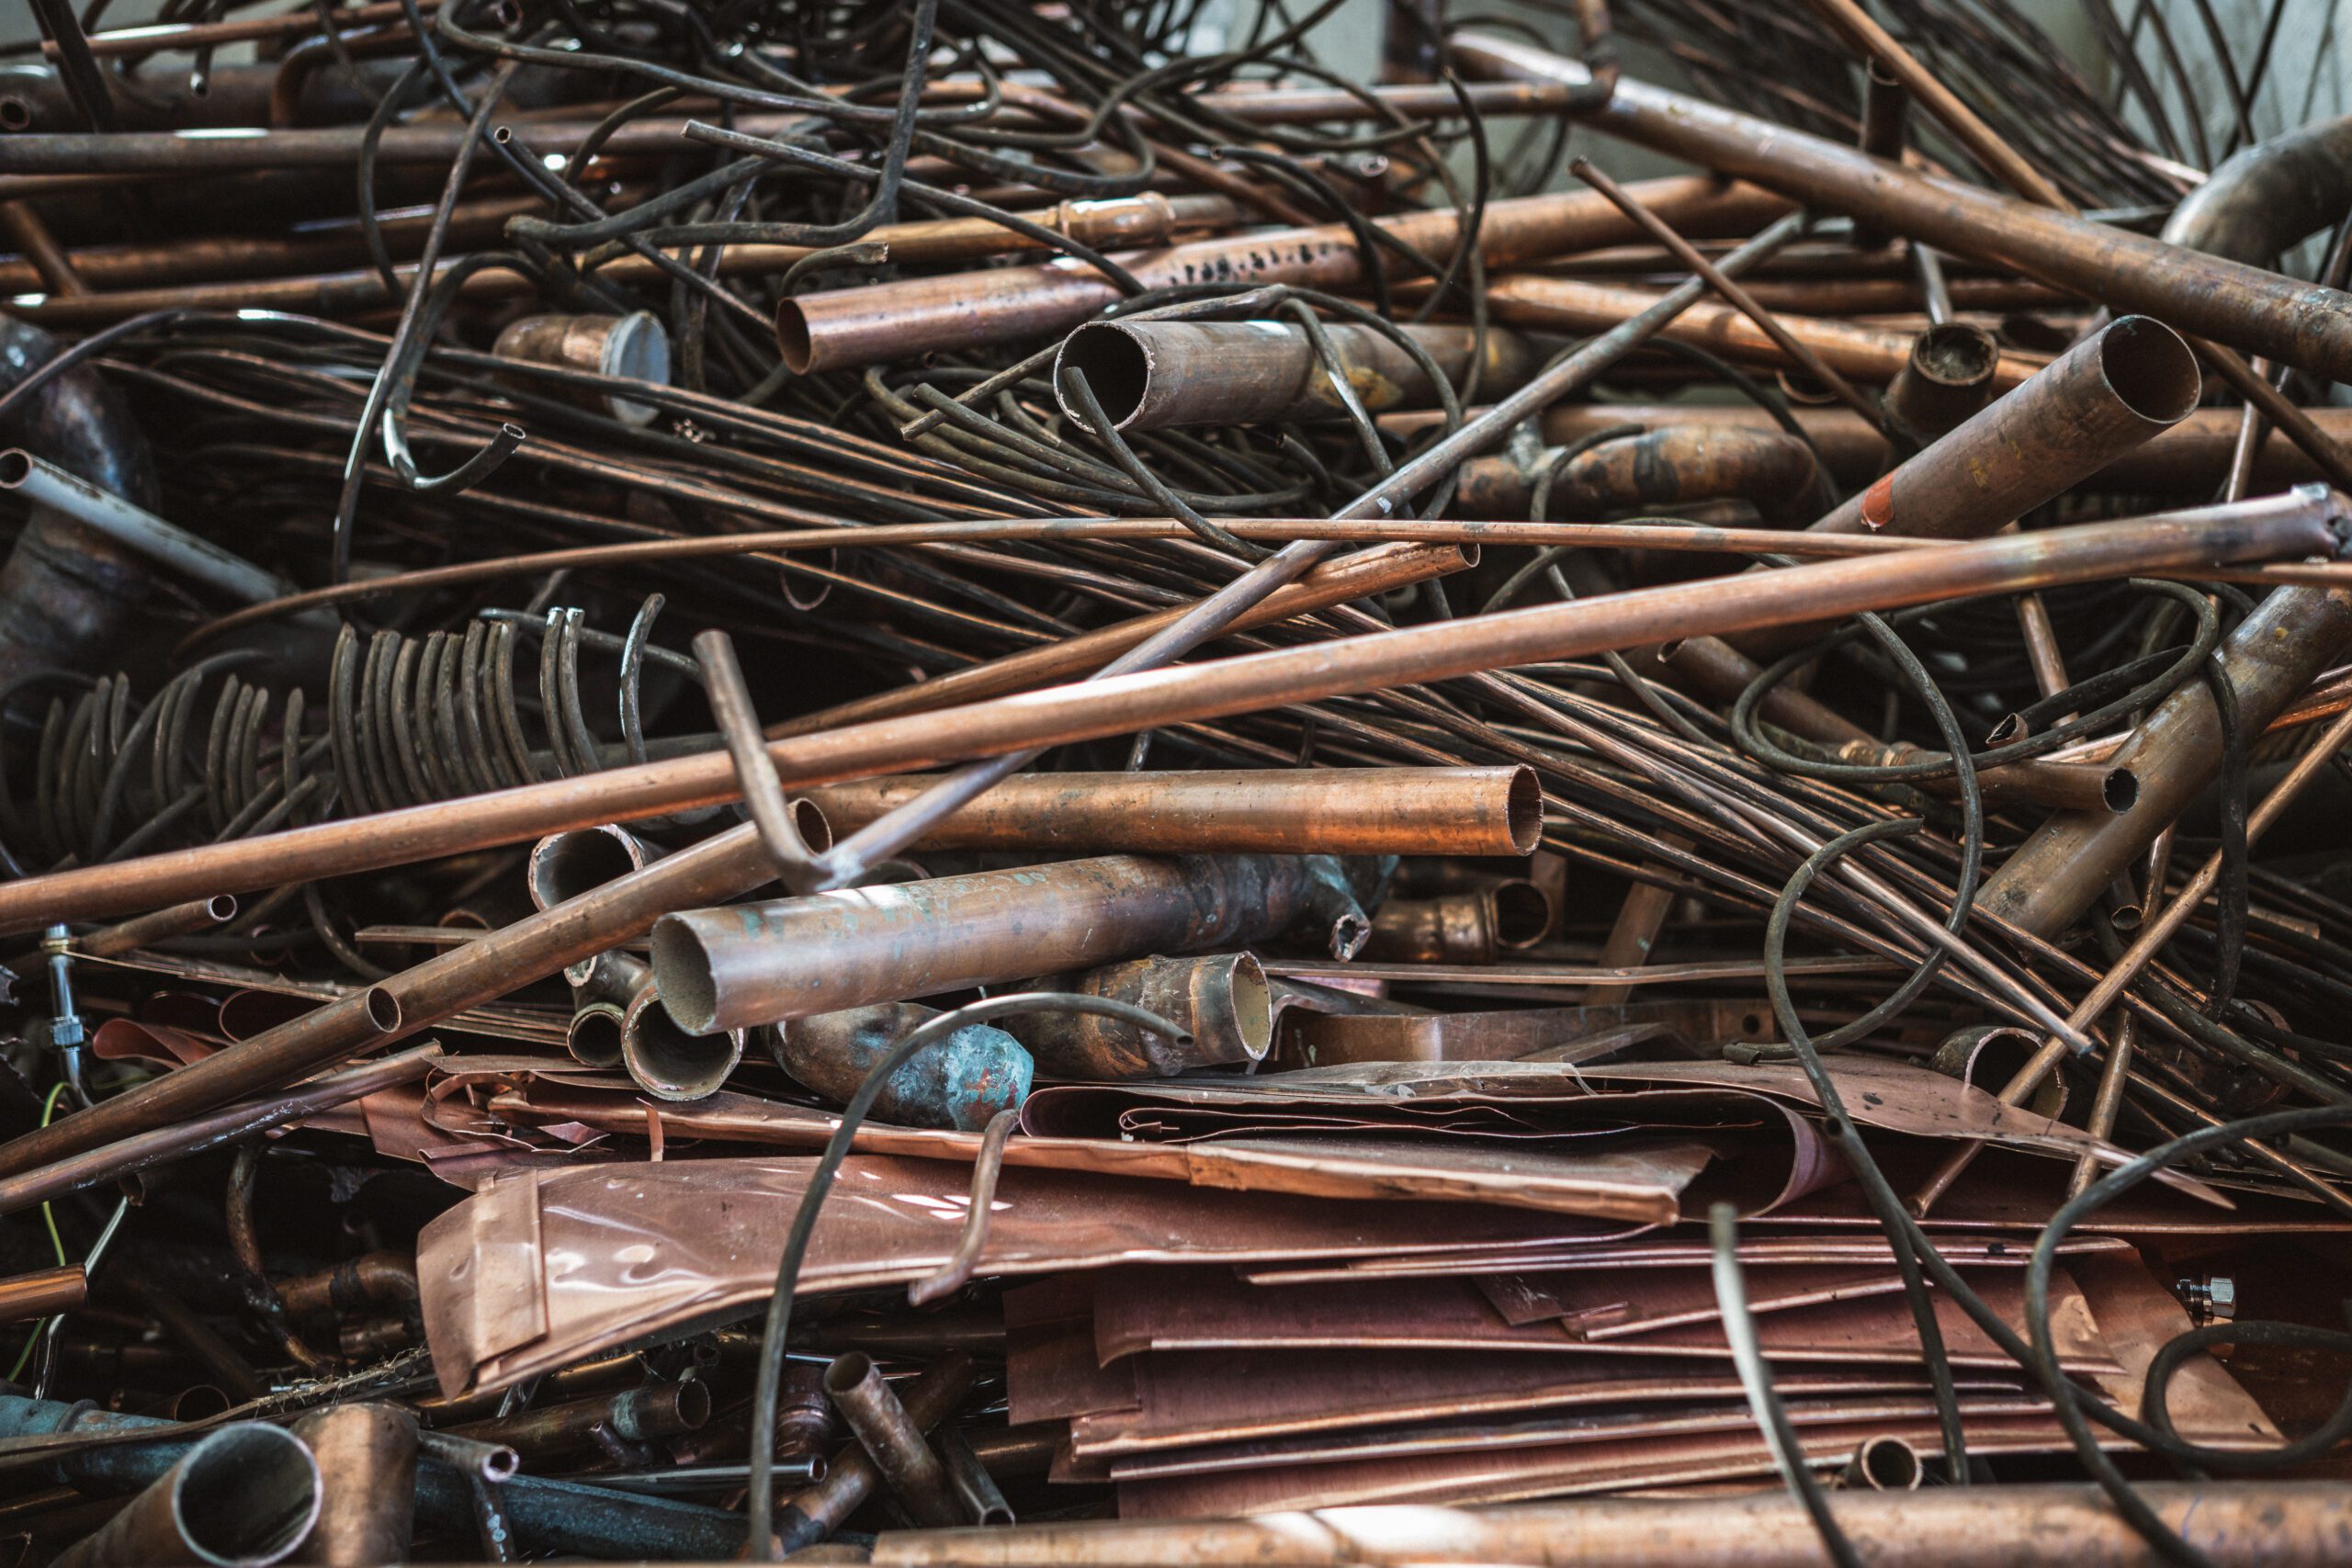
0;0;2347;1562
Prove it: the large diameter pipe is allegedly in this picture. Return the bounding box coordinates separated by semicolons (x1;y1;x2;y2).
1476;274;2047;389
1451;33;2352;380
771;1003;1033;1131
1457;427;1818;522
51;1424;320;1568
1053;321;1539;433
1019;953;1272;1077
652;853;1357;1035
1811;318;2199;537
804;766;1541;856
0;499;2330;968
859;1482;2352;1567
774;175;1788;372
292;1404;417;1568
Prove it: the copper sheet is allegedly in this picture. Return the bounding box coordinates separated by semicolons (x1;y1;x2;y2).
416;1157;1651;1394
1476;1263;1915;1337
1273;998;1770;1066
1084;1267;2120;1375
1243;1230;2132;1285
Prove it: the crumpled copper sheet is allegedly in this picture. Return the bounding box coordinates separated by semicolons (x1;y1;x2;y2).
416;1156;1664;1394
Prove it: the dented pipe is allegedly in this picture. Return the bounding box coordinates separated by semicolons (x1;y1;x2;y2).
1457;426;1819;522
1019;953;1272;1078
770;1002;1032;1131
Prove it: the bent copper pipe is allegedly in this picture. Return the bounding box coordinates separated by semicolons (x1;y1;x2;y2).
806;766;1540;856
273;1252;418;1319
1019;953;1272;1078
292;1404;418;1568
0;498;2330;976
653;853;1369;1035
1457;426;1819;522
51;1424;319;1568
1053;321;1539;433
775;176;1788;372
782;1353;975;1552
1452;32;2352;379
825;1354;963;1529
771;1003;1032;1131
623;981;745;1102
907;1111;1019;1307
1473;273;2045;389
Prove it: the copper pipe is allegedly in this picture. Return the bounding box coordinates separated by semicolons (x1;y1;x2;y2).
653;853;1365;1035
492;312;671;428
566;999;628;1068
866;1483;2352;1566
806;766;1539;856
51;1424;318;1568
447;1382;712;1457
623;980;745;1102
1457;426;1818;522
774;176;1790;372
1475;274;2045;388
0;201;85;295
0;1265;82;1325
74;895;235;959
825;1354;963;1529
1820;739;2137;814
1884;322;2001;440
780;1352;974;1551
1360;885;1552;964
1020;953;1272;1078
1838;1434;1927;1491
0;1043;438;1214
777;541;1474;735
1853;61;1908;250
771;1003;1031;1132
273;1252;418;1319
1451;34;2352;378
28;1;438;59
0;498;2329;967
935;1428;1013;1528
527;824;660;912
1053;321;1538;433
291;1404;417;1568
906;1111;1019;1308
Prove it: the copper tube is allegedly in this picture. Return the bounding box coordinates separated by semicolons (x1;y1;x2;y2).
653;853;1363;1035
623;980;745;1102
935;1428;1014;1528
291;1404;417;1568
774;176;1790;372
1837;1434;1927;1492
492;312;670;427
273;1252;418;1319
907;1111;1019;1308
1452;33;2352;378
29;0;438;59
1852;61;1908;250
777;541;1475;736
51;1424;319;1568
1020;953;1272;1078
861;1482;2352;1566
0;1043;438;1214
0;1265;82;1325
74;895;236;959
782;1353;975;1552
447;1382;712;1457
771;1003;1032;1132
566;999;628;1068
825;1354;963;1529
1884;322;2001;440
1457;427;1818;523
1813;317;2198;538
0;497;2329;968
1824;739;2138;814
1053;321;1538;433
806;766;1539;857
1473;274;2045;389
0;201;85;295
1360;886;1551;964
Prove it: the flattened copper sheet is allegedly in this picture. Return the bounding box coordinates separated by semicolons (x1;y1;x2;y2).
1243;1230;2132;1285
1475;1263;1914;1337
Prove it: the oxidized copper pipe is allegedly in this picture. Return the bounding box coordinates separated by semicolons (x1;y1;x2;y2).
805;766;1540;856
774;176;1790;372
51;1424;319;1568
291;1404;418;1568
824;1354;963;1529
652;854;1367;1035
934;1428;1013;1528
1472;274;2046;389
771;1004;1032;1131
0;499;2329;964
1852;61;1908;250
1053;321;1539;433
0;1265;82;1325
527;824;659;910
1884;322;2001;440
781;1353;975;1553
1456;426;1818;522
273;1252;417;1319
1360;885;1552;965
860;1482;2352;1566
623;981;746;1102
1452;32;2352;378
447;1382;712;1457
74;895;236;959
1019;953;1272;1077
1832;739;2138;815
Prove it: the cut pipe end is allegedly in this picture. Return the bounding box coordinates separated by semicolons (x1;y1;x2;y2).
1054;322;1153;432
623;982;742;1100
775;300;816;375
1503;764;1544;854
649;916;720;1035
0;450;29;489
2101;767;2139;814
173;1424;322;1568
2098;317;2200;426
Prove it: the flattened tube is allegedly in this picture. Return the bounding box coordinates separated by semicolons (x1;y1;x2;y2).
654;854;1350;1035
1054;321;1539;433
803;766;1543;856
